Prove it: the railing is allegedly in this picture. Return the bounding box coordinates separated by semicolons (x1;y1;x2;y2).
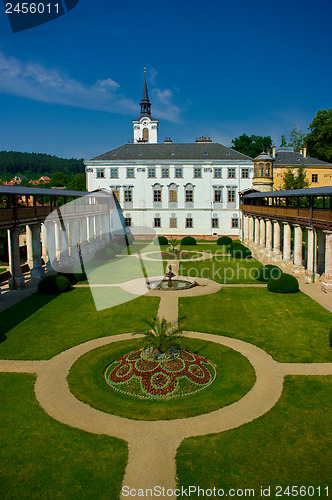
242;204;332;225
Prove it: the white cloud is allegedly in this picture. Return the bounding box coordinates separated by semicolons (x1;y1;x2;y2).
0;51;181;121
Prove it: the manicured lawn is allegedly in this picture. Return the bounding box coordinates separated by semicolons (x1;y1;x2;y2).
179;288;332;362
179;255;262;283
180;243;228;255
0;373;128;499
0;289;159;360
176;376;332;497
67;337;255;421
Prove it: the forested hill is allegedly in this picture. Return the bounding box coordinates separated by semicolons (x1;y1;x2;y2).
0;151;85;177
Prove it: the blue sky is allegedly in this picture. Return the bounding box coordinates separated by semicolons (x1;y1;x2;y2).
0;0;331;160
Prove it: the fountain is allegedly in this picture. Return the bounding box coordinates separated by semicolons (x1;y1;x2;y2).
146;264;197;291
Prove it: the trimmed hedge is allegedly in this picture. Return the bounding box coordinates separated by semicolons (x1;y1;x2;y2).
217;236;232;246
267;273;299;294
38;275;71;294
154;236;168;246
227;241;244;251
255;265;282;283
230;245;252;259
181;236;196;246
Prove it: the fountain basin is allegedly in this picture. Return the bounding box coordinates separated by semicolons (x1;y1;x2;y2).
146;278;197;290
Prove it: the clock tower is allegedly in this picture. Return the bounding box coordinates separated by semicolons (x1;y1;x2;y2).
132;70;159;144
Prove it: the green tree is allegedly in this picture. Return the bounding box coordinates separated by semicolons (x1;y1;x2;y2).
282;165;310;190
306;109;332;163
231;134;272;158
133;317;184;355
67;173;86;192
50;171;71;188
280;135;287;147
288;125;305;152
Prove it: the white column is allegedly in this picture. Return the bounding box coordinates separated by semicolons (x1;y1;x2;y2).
87;216;95;253
292;224;304;271
7;228;24;289
94;215;102;247
272;220;282;260
42;223;52;271
254;218;260;246
243;216;249;242
29;224;43;278
80;217;88;255
322;231;332;292
259;218;266;248
26;225;33;269
282;222;292;264
265;219;272;254
54;221;61;262
306;227;318;281
70;219;80;260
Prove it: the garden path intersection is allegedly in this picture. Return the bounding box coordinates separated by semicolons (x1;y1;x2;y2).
0;253;331;499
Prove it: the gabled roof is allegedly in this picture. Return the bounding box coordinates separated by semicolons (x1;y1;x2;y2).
241;185;332;198
90;143;253;162
274;150;332;167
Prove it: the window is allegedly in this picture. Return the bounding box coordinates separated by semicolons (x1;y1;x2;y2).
186;218;193;228
143;128;149;141
232;218;239;228
161;168;169;178
228;168;236;178
214;168;222;178
126;168;135;178
110;168;118;179
241;168;250;178
312;173;318;183
212;218;219;228
175;167;183;178
228;189;236;203
153;190;162;202
185;190;193;202
170;217;177;228
169;189;177;202
124;190;132;202
154;217;161;227
214;190;222;202
194;168;202;178
96;168;105;178
125;217;131;227
148;168;156;178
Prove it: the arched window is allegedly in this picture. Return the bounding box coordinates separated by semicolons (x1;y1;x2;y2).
258;163;264;177
168;183;178;202
143;128;149;141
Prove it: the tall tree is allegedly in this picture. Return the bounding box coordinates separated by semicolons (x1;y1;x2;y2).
280;135;287;147
306;109;332;163
282;165;310;190
231;133;272;158
288;125;305;152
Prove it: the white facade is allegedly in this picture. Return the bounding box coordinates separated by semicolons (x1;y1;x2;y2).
86;158;253;237
85;76;254;238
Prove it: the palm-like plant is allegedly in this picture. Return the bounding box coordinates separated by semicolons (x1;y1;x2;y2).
133;317;184;355
168;237;180;253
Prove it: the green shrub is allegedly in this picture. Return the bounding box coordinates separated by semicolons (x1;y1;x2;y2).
113;243;124;254
94;248;109;260
38;275;71;294
57;267;86;283
106;248;116;259
217;236;233;246
73;271;87;282
230;245;252;259
267;273;299;293
154;236;168;246
181;236;196;246
227;241;243;252
255;265;282;282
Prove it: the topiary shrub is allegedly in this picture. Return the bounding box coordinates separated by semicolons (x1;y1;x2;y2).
217;236;233;246
94;248;109;260
113;242;124;254
38;275;71;294
267;273;299;294
106;248;116;259
181;236;196;246
230;245;252;259
255;265;282;282
154;236;168;246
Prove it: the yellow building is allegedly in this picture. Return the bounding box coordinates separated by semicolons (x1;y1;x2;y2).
272;145;332;189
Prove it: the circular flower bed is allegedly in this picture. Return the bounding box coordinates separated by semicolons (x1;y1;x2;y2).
104;347;216;400
162;250;192;259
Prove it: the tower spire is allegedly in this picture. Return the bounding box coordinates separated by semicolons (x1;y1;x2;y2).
140;68;151;115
